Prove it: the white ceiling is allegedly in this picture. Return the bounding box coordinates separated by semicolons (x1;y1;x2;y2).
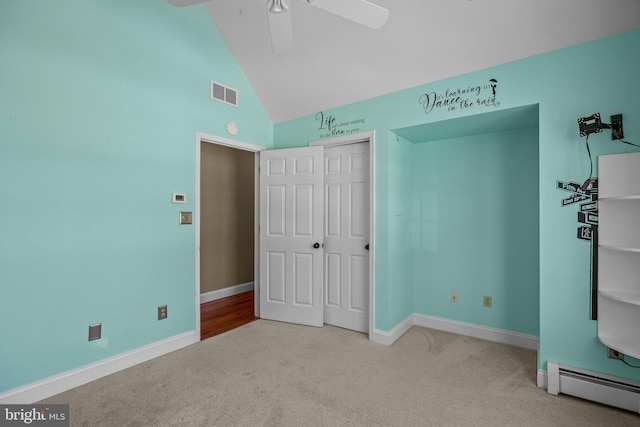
190;0;640;123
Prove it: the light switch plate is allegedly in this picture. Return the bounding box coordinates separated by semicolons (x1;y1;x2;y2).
179;211;192;225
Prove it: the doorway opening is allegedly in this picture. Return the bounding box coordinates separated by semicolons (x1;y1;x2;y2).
195;132;264;340
194;131;375;340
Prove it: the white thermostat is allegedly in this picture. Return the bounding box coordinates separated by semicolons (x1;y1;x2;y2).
172;193;186;204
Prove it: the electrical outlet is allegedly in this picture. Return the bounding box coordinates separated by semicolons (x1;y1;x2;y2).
483;295;492;308
158;305;168;320
610;114;624;140
88;323;102;341
607;347;624;360
451;291;458;303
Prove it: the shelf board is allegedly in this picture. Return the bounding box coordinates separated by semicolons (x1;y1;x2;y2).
599;244;640;253
599;195;640;201
598;335;640;360
599;289;640;305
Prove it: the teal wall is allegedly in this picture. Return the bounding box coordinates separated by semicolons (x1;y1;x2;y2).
0;0;272;392
386;135;415;328
2;0;639;396
408;126;539;336
274;29;640;382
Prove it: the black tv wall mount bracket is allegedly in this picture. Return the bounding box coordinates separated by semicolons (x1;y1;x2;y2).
578;113;624;139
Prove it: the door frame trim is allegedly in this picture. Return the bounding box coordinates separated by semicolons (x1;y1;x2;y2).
309;131;376;340
194;131;265;340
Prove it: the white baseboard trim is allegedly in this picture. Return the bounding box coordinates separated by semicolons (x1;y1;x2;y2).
413;314;540;350
0;331;199;404
370;313;540;350
370;314;414;346
200;282;254;305
537;369;548;389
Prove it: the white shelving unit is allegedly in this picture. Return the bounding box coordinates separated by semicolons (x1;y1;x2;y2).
598;152;640;360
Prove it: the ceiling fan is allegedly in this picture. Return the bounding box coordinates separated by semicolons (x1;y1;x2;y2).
167;0;390;54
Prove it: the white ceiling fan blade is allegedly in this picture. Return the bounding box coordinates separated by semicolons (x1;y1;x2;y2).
267;2;294;55
166;0;212;7
307;0;389;29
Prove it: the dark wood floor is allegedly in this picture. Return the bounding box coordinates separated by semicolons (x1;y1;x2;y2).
200;290;258;340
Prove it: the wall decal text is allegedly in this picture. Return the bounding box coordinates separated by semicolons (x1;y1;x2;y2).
315;111;366;139
418;79;500;115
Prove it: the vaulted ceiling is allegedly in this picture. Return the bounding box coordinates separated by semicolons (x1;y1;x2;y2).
171;0;640;123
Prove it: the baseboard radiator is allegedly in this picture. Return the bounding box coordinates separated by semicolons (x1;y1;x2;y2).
547;362;640;413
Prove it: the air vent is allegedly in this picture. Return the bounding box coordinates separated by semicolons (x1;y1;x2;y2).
211;81;238;106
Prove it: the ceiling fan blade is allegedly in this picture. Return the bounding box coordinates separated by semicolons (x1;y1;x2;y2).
166;0;212;7
307;0;389;29
267;2;294;55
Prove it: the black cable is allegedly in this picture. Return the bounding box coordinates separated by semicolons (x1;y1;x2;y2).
585;134;593;183
619;358;640;369
605;125;639;148
611;127;640;148
619;138;640;148
581;130;638;190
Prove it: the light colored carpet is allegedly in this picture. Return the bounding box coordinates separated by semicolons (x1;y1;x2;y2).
41;320;638;426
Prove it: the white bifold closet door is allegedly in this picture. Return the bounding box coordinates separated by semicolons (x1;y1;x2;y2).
323;142;370;333
259;146;324;327
259;143;369;332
